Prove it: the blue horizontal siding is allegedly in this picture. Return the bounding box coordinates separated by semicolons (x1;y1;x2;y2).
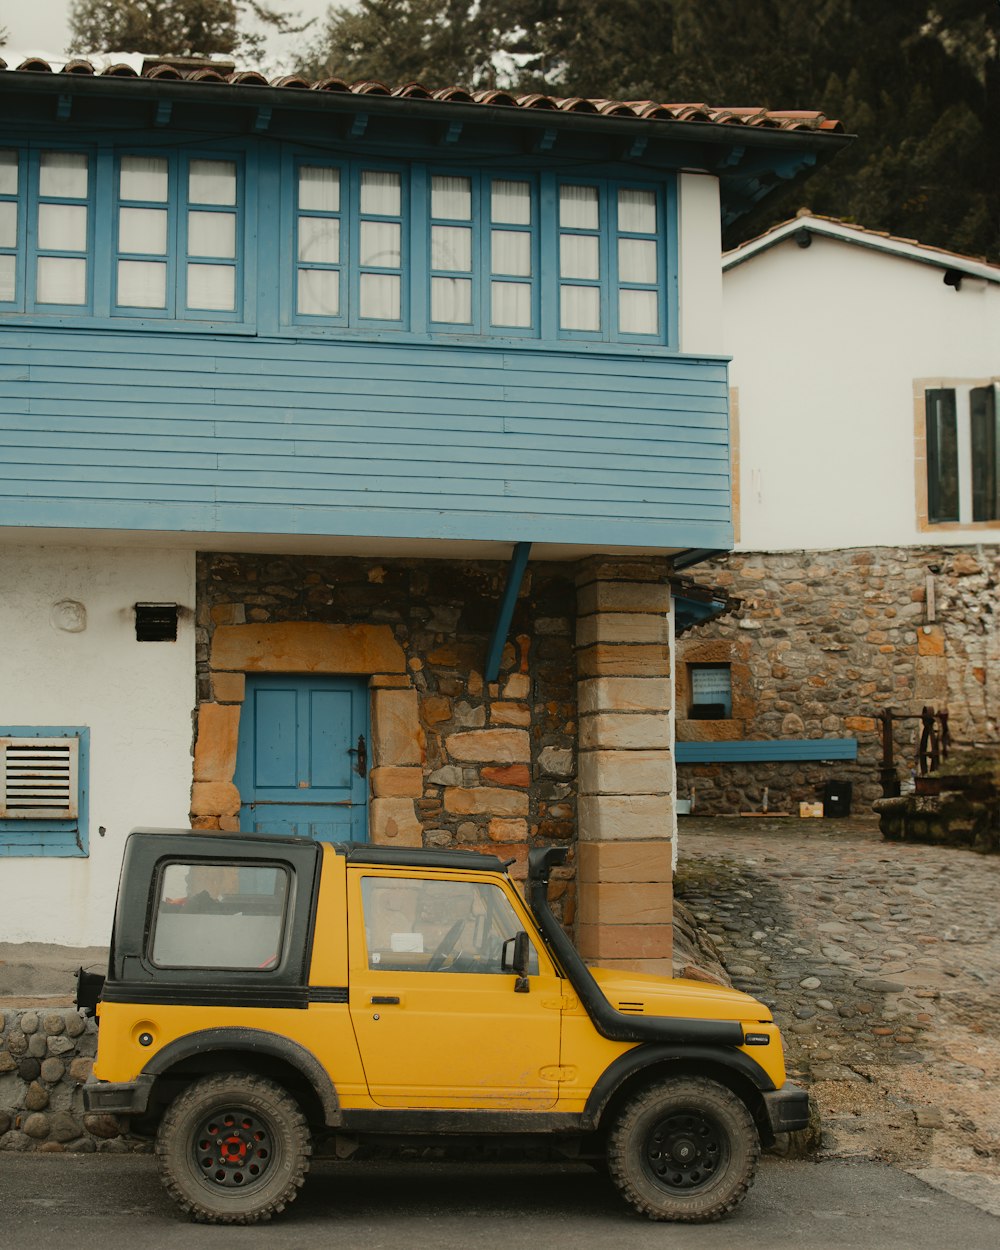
0;326;732;548
676;740;859;764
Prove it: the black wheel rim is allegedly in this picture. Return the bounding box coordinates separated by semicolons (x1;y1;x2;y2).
193;1105;276;1190
642;1108;728;1193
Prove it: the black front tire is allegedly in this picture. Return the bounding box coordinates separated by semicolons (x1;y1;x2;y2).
606;1076;759;1222
155;1073;312;1224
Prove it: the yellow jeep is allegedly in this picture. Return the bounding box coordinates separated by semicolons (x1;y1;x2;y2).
79;829;807;1224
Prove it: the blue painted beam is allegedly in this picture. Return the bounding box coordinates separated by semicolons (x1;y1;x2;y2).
676;739;859;764
485;542;531;684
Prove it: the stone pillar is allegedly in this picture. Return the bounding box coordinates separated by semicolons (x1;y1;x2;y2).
575;558;674;975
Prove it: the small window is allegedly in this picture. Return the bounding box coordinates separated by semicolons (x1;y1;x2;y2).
925;385;999;525
926;389;959;523
0;727;89;857
361;875;538;975
970;385;999;522
150;860;290;970
689;664;732;719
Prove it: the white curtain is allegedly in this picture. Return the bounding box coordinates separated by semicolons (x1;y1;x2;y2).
431;225;471;271
618;237;657;284
117;259;166;308
119;207;167;255
560;234;599;280
0;201;16;249
120;156;168;202
36;256;86;305
298;216;340;264
431;276;471;323
560;284;599;331
39;152;88;199
0;150;18;196
297;269;340;317
618;188;656;234
619;288;658;335
299;166;340;212
188;211;236;259
360;220;400;268
38;203;87;252
491;281;531;328
559;184;598;230
431;175;471;220
359;272;400;319
360;170;400;216
0;255;16;302
491;229;530;277
187;262;235;311
188;160;236;207
492;180;531;225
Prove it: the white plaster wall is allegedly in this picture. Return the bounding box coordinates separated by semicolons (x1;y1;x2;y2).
678;174;725;356
724;234;1000;550
0;545;195;945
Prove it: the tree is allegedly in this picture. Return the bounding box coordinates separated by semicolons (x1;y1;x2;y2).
298;0;999;261
68;0;312;60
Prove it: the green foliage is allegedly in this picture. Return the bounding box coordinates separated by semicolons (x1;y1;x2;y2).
299;0;999;261
68;0;311;60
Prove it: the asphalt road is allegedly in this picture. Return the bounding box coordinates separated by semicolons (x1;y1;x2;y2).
2;1154;998;1249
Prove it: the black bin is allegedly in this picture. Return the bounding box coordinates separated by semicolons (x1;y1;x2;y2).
822;780;852;817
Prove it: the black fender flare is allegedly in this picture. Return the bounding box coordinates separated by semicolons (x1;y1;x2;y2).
581;1043;776;1130
141;1027;341;1125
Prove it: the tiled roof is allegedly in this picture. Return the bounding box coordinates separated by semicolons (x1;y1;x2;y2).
724;209;1000;279
0;54;845;134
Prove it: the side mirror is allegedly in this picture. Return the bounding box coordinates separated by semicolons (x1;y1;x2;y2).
502;931;531;993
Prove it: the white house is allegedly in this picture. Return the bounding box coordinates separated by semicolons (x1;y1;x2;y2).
675;212;999;814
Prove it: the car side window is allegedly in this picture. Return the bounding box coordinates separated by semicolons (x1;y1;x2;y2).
361;875;539;975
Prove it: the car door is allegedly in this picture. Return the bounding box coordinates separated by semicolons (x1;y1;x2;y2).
348;869;563;1109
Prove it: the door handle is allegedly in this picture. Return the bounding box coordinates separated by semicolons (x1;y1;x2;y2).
348;733;367;777
370;995;400;1005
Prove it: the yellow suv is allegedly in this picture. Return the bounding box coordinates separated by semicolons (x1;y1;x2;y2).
79;829;807;1225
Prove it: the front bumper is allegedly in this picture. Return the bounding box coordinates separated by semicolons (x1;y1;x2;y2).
82;1074;155;1117
762;1083;811;1134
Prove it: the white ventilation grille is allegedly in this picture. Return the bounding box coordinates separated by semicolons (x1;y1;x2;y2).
0;737;79;819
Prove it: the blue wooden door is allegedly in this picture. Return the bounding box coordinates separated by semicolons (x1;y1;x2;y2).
235;675;369;841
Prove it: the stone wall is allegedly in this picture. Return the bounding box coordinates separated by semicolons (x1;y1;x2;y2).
676;545;998;815
196;553;579;904
0;1008;130;1152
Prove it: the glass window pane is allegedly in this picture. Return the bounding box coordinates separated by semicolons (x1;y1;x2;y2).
619;287;658;334
298;215;340;264
431;225;471;272
559;184;598;230
431;175;471;220
926;389;959;523
618;187;656;233
359;272;400;320
492;180;530;225
0;201;16;249
360;170;401;216
298;268;340;316
187;262;235;311
618;237;657;284
119;207;167;255
39;152;88;199
491;281;531;328
431;276;472;323
38;203;87;252
188;159;236;206
120;155;168;202
117;259;167;308
37;256;86;304
560;283;600;331
560;234;599;280
360;220;400;268
491;230;530;277
299;165;340;212
0;254;15;302
0;150;18;196
188;210;236;258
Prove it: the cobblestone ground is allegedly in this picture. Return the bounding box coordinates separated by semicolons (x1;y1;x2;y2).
675;816;1000;1178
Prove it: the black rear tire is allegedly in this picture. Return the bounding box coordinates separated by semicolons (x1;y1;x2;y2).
606;1076;759;1222
155;1073;311;1224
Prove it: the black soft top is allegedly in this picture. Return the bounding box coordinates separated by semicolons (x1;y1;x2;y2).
338;842;508;873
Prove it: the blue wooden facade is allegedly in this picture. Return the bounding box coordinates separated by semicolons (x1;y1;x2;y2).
0;66;847;557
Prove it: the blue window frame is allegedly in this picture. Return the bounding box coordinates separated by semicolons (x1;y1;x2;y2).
0;727;90;858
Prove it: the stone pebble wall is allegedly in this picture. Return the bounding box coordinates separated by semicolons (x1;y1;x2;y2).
0;1008;133;1153
197;554;579;907
676;545;998;815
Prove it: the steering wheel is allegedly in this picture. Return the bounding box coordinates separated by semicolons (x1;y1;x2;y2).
427;918;466;971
